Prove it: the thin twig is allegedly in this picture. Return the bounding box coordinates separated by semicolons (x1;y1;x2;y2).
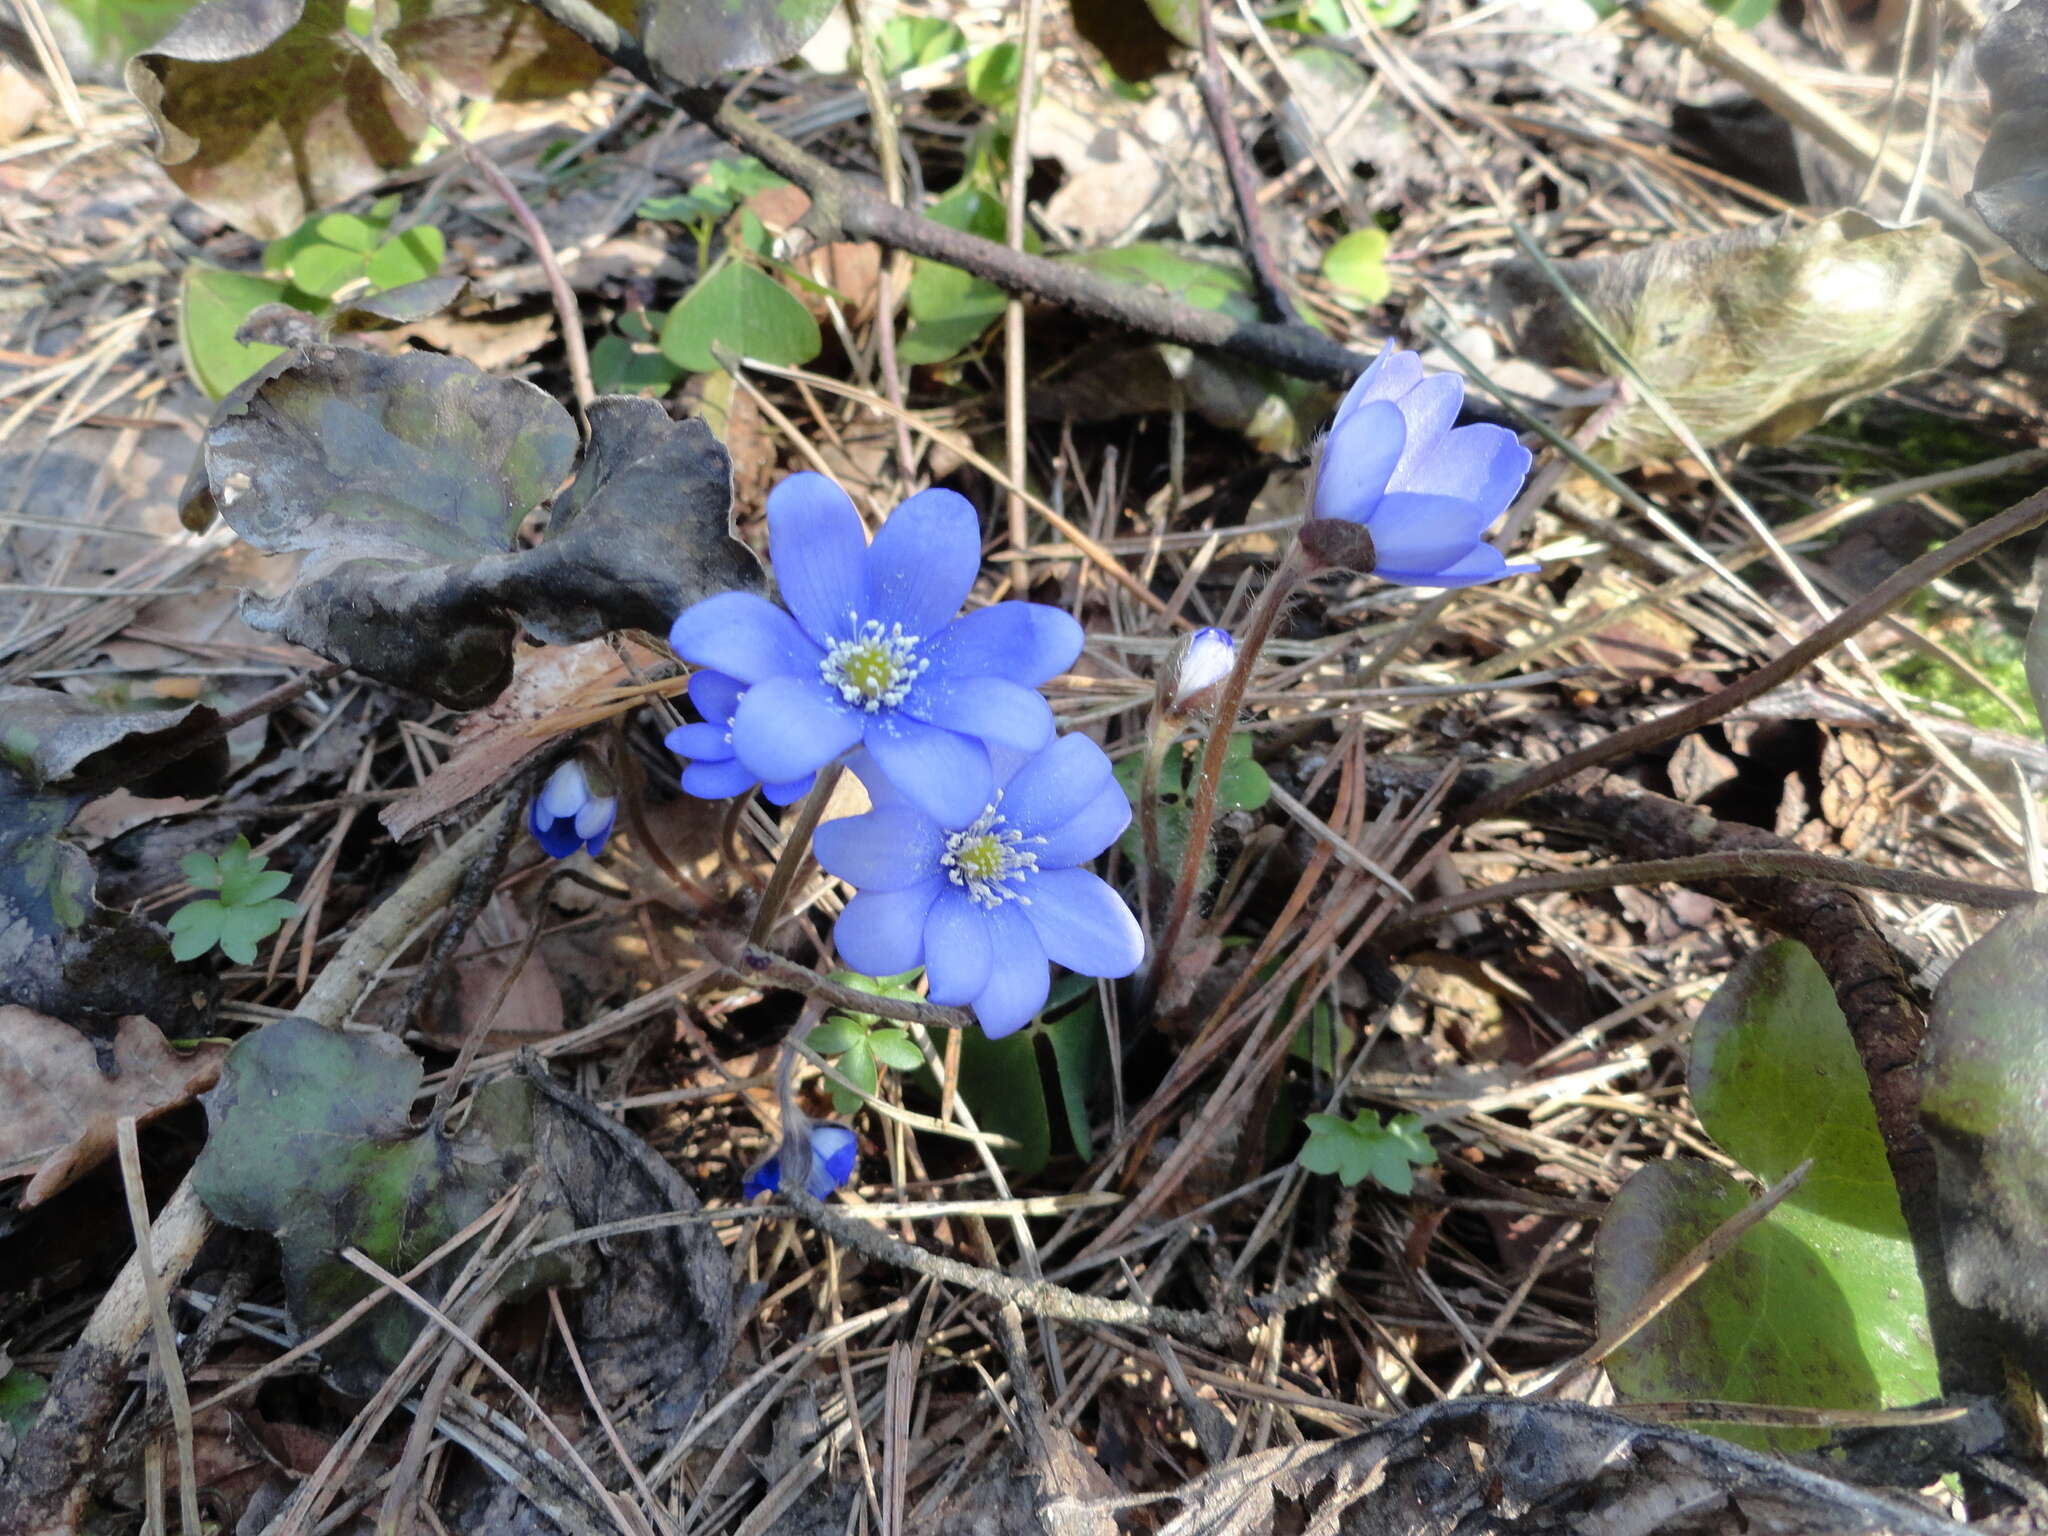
746;763;844;946
1003;0;1046;593
1196;0;1300;324
1387;849;2035;935
515;0;1374;384
345;33;595;410
115;1119;201;1536
1461;484;2048;824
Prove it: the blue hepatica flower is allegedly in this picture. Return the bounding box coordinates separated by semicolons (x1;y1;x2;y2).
1169;626;1236;714
664;670;816;806
814;737;1143;1039
530;756;615;858
1312;345;1537;588
744;1122;859;1200
668;473;1083;826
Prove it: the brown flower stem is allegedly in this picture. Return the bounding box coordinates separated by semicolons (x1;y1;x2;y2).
1195;0;1299;325
747;763;844;947
1144;537;1310;1004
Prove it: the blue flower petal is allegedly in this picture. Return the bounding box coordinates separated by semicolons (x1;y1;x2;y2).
970;902;1049;1039
731;673;864;783
671;592;823;683
573;797;614;842
1332;341;1415;431
814;807;947;891
1020;868;1143;978
864;487;980;636
1362;496;1493;578
539;760;588;820
766;472;869;648
865;715;995;827
666;722;732;761
742;1154;781;1200
919;603;1082;689
999;733;1116;844
1386;422;1530;514
1029;780;1133;869
688;670;745;723
901;674;1053;753
834;879;942;974
763;775;817;806
923;889;994;1005
1312;399;1405;523
1376;543;1538;589
1382;372;1463;487
807;1125;859;1196
529;800;584;859
681;756;759;799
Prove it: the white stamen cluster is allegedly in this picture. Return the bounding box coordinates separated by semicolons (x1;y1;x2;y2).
941;800;1045;908
819;619;926;711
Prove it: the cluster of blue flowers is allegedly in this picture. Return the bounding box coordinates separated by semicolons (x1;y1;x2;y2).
526;345;1538;1202
669;472;1146;1040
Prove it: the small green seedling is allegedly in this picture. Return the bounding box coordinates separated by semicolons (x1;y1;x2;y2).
807;971;928;1114
169;836;298;965
1298;1109;1435;1193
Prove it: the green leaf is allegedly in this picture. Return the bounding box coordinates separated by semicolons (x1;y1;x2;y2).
869;1028;924;1073
0;1364;48;1435
638;0;836;89
1297;1109;1435;1193
1322;227;1391;305
899;182;1014;365
965;42;1021;110
1214;733;1271;811
1923;903;2048;1360
1062;243;1263;325
48;0;190;61
658;260;822;374
366;226;446;291
955;1027;1051;1176
639;190;731;224
832;1037;878;1117
878;15;964;72
1711;0;1773;25
314;211;382;252
588;333;684;397
178;264;295;401
180;849;222;889
167;901;225;962
285;240;366;299
1597;941;1939;1451
806;1016;865;1055
1041;994;1104;1159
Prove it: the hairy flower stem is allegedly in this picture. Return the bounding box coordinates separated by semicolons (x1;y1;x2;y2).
1135;710;1179;937
748;764;845;947
1145;538;1310;1005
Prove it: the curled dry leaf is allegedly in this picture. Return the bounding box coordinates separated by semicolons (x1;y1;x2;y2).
0;1008;228;1208
1493;210;1985;468
638;0;836;89
1969;0;2048;272
126;0;633;238
187;347;763;710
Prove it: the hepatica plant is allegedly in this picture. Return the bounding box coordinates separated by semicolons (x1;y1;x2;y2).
514;345;1535;1065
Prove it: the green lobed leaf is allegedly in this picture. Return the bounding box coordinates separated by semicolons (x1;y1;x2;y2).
1597;941;1939;1451
831;1037;878;1116
588;333;685;397
178;264;295;401
806;1016;865;1056
1298;1109;1435;1193
869;1028;924;1073
659;260;822;374
1923;902;2048;1363
366;226;445;291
